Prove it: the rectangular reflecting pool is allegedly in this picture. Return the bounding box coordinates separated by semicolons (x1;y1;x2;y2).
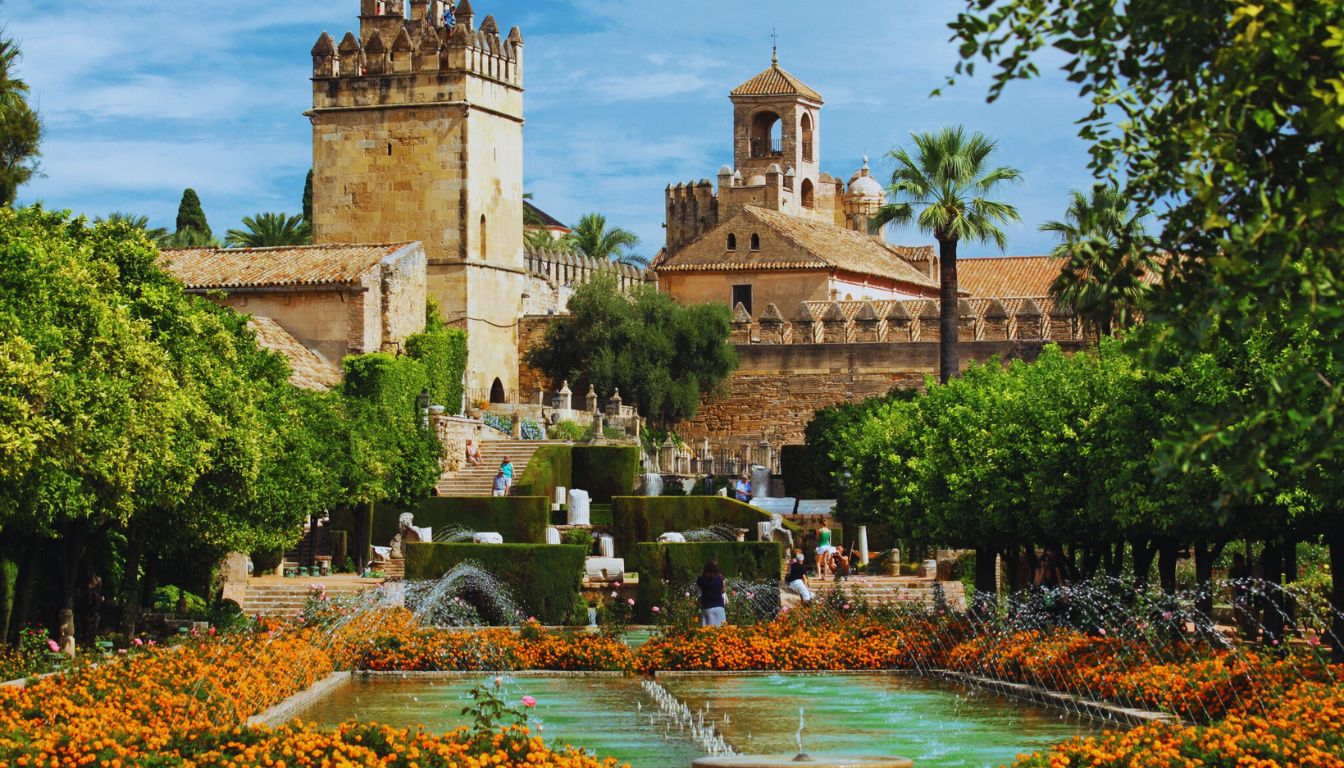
294;673;1101;768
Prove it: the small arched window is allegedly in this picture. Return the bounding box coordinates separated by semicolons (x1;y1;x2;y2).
727;234;737;251
750;233;760;251
489;378;506;404
801;179;815;209
479;215;487;260
801;113;814;162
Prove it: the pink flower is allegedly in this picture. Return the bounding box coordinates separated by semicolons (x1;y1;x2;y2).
610;591;618;598
684;592;692;597
1161;611;1173;621
614;581;622;587
842;603;851;611
133;637;144;647
147;639;156;646
522;695;537;707
626;598;635;606
652;606;661;613
1098;628;1107;635
1308;636;1322;647
209;626;216;636
46;639;59;653
117;649;127;655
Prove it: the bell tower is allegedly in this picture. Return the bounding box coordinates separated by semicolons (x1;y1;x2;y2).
729;48;823;210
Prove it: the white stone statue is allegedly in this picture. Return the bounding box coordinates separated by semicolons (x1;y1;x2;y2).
472;532;504;544
657;531;687;543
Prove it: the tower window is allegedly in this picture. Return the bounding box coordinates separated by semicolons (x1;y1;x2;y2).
801;113;814;163
727;233;737;251
750;233;760;251
749;110;783;158
479;215;487;260
387;142;393;156
801;179;815;209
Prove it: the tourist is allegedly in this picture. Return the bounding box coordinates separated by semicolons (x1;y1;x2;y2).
786;549;813;603
697;559;727;627
814;525;834;579
500;457;514;491
491;469;508;497
465;439;482;467
831;545;850;583
733;474;752;503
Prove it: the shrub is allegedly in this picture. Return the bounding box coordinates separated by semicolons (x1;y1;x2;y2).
548;420;585;441
153;585;207;616
403;543;587;624
609;495;798;558
512;444;572;500
571;445;639;502
372;496;550;544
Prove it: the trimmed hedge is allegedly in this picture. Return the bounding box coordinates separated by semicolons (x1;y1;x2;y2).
631;541;783;622
403;543;587;625
329;504;375;569
609;496;800;559
571;446;639;502
512;444;571;501
369;497;549;545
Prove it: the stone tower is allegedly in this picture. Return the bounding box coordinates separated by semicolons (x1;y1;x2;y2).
729;47;824;216
308;0;526;401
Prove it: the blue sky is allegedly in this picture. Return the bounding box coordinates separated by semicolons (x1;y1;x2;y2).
9;1;1095;258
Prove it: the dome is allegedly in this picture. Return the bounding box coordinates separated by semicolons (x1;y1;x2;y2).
849;174;884;198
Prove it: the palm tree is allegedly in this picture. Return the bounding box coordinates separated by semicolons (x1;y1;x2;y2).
525;227;575;253
95;212;170;246
224;212;312;248
1042;185;1153;338
164;227;220;248
872;126;1021;383
0;37;29;112
564;213;645;267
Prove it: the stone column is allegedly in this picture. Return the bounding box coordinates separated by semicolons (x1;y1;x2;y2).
559;380;573;411
510;412;522;439
585;384;598;413
858;526;870;566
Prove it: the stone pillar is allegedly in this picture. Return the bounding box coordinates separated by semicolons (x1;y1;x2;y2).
608;388;623;416
792;302;820;344
659;436;675;471
730;302;753;343
586;383;598;413
1016;299;1045;339
858;526;870;566
915;301;939;341
510;412;522;438
820;302;850;343
852;301;885;342
983;299;1010;340
536;387;545;405
559;380;573;411
957;299;979;342
589;412;605;443
758;303;790;344
887;302;913;341
750;464;770;499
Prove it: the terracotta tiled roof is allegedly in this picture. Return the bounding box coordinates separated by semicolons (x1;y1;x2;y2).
162;243;415;290
956;256;1069;298
246;317;342;391
731;63;823;102
657;206;938;289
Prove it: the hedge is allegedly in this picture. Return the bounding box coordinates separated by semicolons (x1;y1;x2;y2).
404;324;467;412
608;496;800;559
512;444;571;501
571;446;639;502
513;444;639;503
403;543;587;625
328;504;375;570
361;497;549;546
630;541;783;622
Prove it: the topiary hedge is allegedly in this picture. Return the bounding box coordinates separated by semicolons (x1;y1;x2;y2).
571;445;639;502
630;541;783;622
403;543;587;625
512;444;572;501
609;496;800;559
368;497;549;545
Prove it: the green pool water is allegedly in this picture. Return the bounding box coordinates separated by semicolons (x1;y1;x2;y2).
295;673;1100;768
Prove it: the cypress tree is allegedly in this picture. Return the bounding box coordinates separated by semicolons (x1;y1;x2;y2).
174;188;211;238
302;169;313;225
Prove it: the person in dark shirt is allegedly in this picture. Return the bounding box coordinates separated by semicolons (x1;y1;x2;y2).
785;549;813;603
831;545;850;582
696;559;727;626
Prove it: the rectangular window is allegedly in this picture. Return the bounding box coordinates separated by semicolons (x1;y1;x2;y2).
731;284;753;316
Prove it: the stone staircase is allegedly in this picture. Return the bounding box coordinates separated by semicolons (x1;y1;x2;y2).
435;438;565;496
788;576;968;612
237;575;384;617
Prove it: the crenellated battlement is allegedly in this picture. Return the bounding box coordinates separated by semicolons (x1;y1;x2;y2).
311;0;523;109
728;298;1087;345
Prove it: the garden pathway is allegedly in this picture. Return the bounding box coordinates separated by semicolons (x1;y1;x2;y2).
436;439;566;496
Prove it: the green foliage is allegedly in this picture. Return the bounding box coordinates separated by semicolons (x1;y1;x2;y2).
1042;184;1152;337
340;353;443;508
224;212;311;248
525;275;737;425
563;212;643;266
525;228;574;254
571;446;639;502
371;496;550;545
631;541;783;622
174;189;211;240
460;678;533;754
946;0;1344;501
609;496;796;561
560;528;591;548
547;420;586;441
151;585;206;616
872;126;1020;384
301;171;313;226
405;322;467;413
0;35;39;208
403;543;587;624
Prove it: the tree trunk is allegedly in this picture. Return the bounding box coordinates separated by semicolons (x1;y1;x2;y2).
1131;538;1157;590
1259;541;1284;648
937;237;960;384
1082;546;1102;580
6;547;37;646
973;545;998;615
1329;530;1344;663
1103;541;1125;578
1157;540;1178;595
120;528;144;636
1282;538;1298;634
1192;540;1224;619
